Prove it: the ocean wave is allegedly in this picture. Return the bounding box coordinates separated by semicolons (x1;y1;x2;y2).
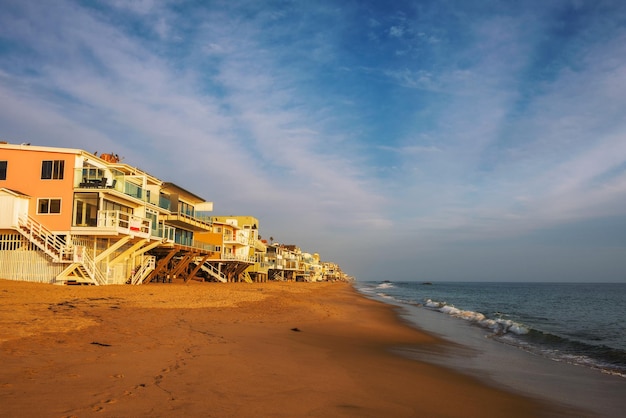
355;282;388;293
425;299;529;336
376;282;395;290
513;329;626;377
426;297;626;376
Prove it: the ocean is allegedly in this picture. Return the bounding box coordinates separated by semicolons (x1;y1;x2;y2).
355;281;626;417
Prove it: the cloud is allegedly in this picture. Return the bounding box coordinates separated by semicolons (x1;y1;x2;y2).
0;0;390;240
377;144;441;154
389;25;405;38
374;8;626;247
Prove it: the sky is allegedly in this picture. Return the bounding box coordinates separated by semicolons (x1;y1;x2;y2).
1;0;625;282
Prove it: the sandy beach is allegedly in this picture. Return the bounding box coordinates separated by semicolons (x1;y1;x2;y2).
0;279;573;417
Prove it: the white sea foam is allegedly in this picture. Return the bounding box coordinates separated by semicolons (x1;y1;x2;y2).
425;299;529;335
424;299;443;308
376;282;395;290
359;286;375;294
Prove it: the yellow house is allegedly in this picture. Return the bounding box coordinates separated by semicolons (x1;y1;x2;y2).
195;216;261;282
209;216;267;282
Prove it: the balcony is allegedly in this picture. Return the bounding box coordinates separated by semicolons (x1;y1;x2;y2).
96;210;151;239
74;168;147;202
158;195;171;211
160;235;217;254
223;233;250;245
162;211;213;232
223;253;255;263
190;240;216;252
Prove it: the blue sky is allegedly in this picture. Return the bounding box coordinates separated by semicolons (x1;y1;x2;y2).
1;0;625;282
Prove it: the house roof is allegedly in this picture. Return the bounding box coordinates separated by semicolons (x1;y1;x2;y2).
0;142;83;155
161;182;206;203
0;187;31;198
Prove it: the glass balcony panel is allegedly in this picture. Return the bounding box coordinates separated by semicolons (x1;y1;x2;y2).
159;195;171;210
124;182;143;199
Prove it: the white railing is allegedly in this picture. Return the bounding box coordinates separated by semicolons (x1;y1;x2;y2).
131;256;156;285
223;253;255;262
196;261;227;283
80;247;107;285
223;233;249;245
17;215;72;262
97;210;151;238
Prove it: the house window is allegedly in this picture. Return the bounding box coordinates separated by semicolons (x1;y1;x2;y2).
41;160;65;180
102;200;132;214
73;193;98;226
146;208;158;234
0;161;6;180
174;229;194;246
38;198;62;214
179;201;194;217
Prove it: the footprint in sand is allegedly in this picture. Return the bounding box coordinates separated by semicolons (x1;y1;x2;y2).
123;383;147;397
90;397;118;413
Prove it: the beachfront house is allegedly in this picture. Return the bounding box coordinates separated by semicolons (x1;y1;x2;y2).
264;243;321;281
214;216;268;282
193;217;251;282
0;142;217;285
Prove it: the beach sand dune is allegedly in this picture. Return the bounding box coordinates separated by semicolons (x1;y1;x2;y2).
0;279;571;417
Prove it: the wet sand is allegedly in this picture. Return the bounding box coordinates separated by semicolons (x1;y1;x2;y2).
0;279;571;417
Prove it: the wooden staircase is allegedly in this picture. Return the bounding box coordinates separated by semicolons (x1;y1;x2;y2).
16;215;72;263
56;263;93;285
195;260;228;283
56;248;107;285
240;271;253;283
130;256;156;285
14;215;111;285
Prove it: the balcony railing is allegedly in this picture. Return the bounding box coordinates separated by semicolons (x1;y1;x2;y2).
223;233;249;245
223;253;255;262
97;210;151;238
162;210;213;232
74;168;148;202
123;181;144;199
192;240;216;252
158;195;171;211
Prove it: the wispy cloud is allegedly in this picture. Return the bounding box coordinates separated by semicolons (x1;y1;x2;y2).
371;4;626;255
0;0;390;236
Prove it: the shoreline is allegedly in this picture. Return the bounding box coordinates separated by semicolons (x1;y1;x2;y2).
356;281;626;418
0;279;575;417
